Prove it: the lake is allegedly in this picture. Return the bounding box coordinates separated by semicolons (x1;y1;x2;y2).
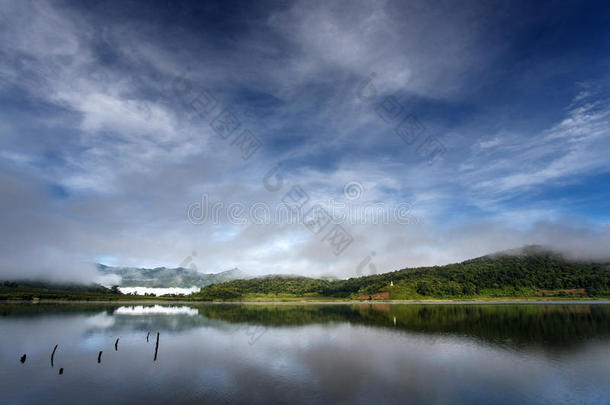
1;302;609;404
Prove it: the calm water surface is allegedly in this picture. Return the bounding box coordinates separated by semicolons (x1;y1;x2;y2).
1;303;609;404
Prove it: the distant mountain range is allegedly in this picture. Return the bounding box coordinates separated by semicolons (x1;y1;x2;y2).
96;264;250;288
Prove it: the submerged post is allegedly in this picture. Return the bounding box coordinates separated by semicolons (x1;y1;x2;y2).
20;354;26;363
98;351;103;363
154;331;159;361
59;368;63;375
115;338;119;351
51;345;58;367
146;332;150;342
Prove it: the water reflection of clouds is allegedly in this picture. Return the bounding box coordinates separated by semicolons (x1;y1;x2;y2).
0;314;111;363
1;306;609;403
118;287;200;296
114;305;198;316
83;312;115;328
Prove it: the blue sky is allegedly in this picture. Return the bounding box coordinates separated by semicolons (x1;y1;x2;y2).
1;0;610;281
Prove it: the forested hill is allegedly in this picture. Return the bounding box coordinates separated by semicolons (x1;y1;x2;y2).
0;280;121;301
193;246;610;300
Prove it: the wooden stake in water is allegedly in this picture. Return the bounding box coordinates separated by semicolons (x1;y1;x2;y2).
59;368;64;375
51;345;58;367
98;351;103;363
146;332;150;342
154;332;159;361
115;338;119;351
20;354;26;363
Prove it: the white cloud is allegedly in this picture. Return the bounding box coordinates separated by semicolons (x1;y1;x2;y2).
0;0;609;283
461;90;610;197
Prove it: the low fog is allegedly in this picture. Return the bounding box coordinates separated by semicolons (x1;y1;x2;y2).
1;168;608;284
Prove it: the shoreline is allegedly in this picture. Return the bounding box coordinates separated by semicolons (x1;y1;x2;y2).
2;298;610;305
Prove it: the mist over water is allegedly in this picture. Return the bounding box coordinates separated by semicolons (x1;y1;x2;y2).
1;303;609;404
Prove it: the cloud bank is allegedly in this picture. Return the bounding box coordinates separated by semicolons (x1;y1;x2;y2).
0;0;609;282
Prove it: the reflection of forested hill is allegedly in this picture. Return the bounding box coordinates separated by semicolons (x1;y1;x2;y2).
195;303;610;350
2;303;609;352
0;303;121;317
0;303;227;332
107;312;227;332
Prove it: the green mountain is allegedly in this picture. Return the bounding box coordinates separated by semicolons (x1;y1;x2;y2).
3;246;608;301
97;264;249;288
0;280;120;301
192;246;610;300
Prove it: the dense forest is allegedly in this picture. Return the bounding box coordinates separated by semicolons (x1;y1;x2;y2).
0;281;186;301
0;280;121;301
193;246;610;300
